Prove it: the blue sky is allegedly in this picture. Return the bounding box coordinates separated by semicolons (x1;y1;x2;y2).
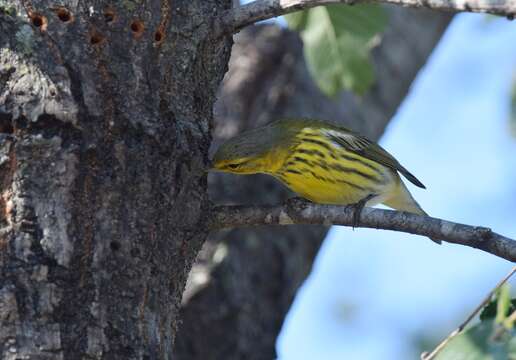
277;14;516;360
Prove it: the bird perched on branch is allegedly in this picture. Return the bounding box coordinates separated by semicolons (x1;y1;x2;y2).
211;118;438;243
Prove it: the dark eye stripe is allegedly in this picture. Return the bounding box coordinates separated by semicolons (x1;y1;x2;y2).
226;160;249;169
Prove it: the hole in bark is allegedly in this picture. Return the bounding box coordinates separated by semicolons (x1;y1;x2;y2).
130;20;144;38
0;122;13;134
104;8;116;23
0;113;13;134
55;7;73;22
154;28;164;44
89;31;105;46
110;241;121;251
30;12;48;31
32;16;43;27
130;247;140;258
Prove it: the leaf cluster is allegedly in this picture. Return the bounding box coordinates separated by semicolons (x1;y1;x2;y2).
286;4;387;96
436;284;516;360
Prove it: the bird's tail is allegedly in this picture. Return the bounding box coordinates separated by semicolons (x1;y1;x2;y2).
382;180;426;215
382;180;441;244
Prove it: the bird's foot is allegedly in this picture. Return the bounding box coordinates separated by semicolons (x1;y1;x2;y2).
285;196;311;208
351;194;377;228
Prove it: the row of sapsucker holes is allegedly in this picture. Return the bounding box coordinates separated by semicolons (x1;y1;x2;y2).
28;7;164;45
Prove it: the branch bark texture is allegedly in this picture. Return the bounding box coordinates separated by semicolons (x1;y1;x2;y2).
222;0;514;33
211;200;516;262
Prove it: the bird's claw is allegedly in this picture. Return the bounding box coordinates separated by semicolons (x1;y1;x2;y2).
351;194;377;229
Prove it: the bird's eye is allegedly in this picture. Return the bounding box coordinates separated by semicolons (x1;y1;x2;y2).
228;163;239;169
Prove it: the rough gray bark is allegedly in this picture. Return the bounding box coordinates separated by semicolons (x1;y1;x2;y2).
175;7;452;360
0;1;231;359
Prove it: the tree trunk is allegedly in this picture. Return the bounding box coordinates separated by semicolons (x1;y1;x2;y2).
175;7;452;360
0;1;231;358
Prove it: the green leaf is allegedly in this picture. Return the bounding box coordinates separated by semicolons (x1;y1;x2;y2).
285;11;308;31
286;5;388;97
481;299;516;322
435;319;516;360
496;285;512;324
437;290;516;360
479;292;516;322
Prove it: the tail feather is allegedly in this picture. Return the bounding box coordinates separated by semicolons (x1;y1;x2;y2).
382;181;441;244
382;181;425;215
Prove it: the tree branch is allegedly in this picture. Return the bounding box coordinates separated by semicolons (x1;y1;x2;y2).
210;199;516;262
221;0;515;33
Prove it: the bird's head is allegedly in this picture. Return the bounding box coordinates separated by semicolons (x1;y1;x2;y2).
211;124;289;175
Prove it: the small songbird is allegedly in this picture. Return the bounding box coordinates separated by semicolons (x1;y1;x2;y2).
212;118;437;242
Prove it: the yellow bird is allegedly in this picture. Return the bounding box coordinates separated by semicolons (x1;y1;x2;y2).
212;118;436;242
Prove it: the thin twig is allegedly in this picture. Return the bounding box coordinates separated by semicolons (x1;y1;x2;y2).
421;266;516;360
219;0;516;34
210;199;516;262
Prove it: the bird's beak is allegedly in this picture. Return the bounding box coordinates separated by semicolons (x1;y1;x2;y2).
205;159;214;173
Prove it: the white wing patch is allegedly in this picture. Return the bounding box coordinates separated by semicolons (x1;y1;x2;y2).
298;127;369;151
321;129;365;150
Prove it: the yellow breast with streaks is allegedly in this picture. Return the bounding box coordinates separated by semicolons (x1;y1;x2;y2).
272;129;395;205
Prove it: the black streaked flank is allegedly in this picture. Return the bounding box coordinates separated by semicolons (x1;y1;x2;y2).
313;160;330;171
285;168;303;175
300;137;334;152
335;150;385;175
296;147;326;159
308;170;336;184
334;178;375;192
292;156;313;167
329;163;383;183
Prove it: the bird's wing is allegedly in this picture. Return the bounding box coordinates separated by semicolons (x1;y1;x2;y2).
321;128;426;189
